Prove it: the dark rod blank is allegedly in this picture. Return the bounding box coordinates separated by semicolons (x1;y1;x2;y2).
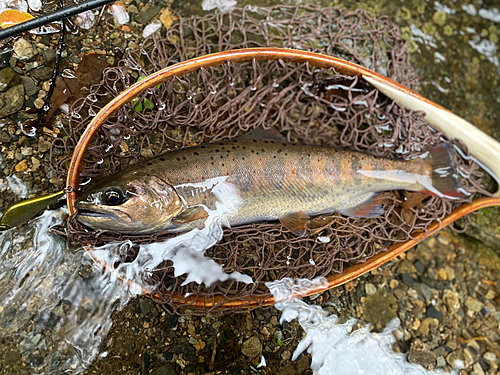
0;0;116;41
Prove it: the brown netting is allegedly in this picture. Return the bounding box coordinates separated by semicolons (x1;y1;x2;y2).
50;5;492;314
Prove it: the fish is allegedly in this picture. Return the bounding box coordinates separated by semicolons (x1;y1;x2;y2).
75;129;464;236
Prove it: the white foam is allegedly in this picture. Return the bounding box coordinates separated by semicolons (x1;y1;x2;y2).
201;0;237;12
267;277;462;375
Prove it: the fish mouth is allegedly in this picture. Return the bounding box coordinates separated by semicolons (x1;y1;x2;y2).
75;202;132;224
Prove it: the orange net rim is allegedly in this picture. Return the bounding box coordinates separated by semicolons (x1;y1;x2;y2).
65;48;500;308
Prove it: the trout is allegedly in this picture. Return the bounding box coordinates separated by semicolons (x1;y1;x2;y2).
75;130;464;236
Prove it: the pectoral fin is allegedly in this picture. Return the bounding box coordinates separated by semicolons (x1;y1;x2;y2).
171;206;209;225
279;211;309;237
338;193;385;218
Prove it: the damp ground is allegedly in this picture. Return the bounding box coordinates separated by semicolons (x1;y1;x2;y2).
0;0;499;374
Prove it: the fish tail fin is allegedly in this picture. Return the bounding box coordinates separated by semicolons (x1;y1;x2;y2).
420;144;466;199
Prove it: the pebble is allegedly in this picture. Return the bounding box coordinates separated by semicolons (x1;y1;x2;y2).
13;38;37;60
485;289;496;299
402;274;416;287
241;336;262;358
30;66;53;81
465;296;484;312
426;306;442;321
407;339;436;366
365;283;377;295
0;67;21;92
135;5;161;25
15;160;28;172
160;8;173;29
21;76;38;96
0;84;24;118
436;356;446;367
41;49;56;63
389;279;398;289
418;317;439;336
419;283;433;303
396;259;416;274
443;290;460;313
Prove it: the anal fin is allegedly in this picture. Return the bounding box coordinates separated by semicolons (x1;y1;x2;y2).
280;212;309;237
337;193;385;218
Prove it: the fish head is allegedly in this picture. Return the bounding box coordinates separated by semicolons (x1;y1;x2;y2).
75;172;183;234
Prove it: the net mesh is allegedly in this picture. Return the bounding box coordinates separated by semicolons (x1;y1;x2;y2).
50;5;492;314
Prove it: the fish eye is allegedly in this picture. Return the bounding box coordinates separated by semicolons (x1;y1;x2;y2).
104;188;124;206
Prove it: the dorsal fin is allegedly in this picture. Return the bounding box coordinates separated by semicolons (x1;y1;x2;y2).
240;127;287;141
279;211;309;237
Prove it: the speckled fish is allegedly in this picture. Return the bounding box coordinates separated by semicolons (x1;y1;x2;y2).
75;129;464;236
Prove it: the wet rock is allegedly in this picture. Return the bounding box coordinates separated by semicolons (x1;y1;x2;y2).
14;160;27;172
135;5;161;25
13;38;37;60
465;296;484;312
139;298;151;315
30;66;53;81
21;76;38;96
0;131;10;143
436;356;446;367
41;49;56;63
0;84;24;118
164;312;178;329
418;317;439;336
151;364;178;375
0;67;21;92
426;306;442;321
396;259;416;274
365;283;377;296
413;260;425;274
419;283;433;303
363;290;397;326
443;290;460;313
241;336;261;358
407;339;437;366
402;274;416;287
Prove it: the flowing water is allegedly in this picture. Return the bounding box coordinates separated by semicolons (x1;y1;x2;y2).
0;0;499;374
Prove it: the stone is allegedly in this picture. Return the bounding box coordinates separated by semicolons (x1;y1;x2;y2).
485;289;496;300
444;265;455;280
443;290;460;313
30;66;53;81
241;336;262;358
432;11;447;26
41;49;56;63
34;98;45;109
365;283;377;296
413;260;425;273
389;279;398;289
418;317;439;336
446;351;461;367
0;67;21;92
159;8;173;29
419;283;434;303
396;259;416;274
473;362;486;375
0;84;24;118
281;350;291;361
436;356;446;367
15;159;28;172
37;139;51;153
21;76;38;96
135;5;161;25
438;268;447;280
31;157;40;171
402;274;416;287
363;290;397;326
407;339;437;366
465;296;484;312
13;38;37;60
426;306;442;321
151;364;179;375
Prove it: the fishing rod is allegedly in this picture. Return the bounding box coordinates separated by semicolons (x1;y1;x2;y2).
0;0;116;41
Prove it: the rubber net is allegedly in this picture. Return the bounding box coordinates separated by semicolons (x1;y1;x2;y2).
50;5;492;314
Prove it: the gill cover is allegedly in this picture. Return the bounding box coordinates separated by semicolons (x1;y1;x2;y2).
75;173;184;234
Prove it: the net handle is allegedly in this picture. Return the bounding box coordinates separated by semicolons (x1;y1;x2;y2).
66;48;500;309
